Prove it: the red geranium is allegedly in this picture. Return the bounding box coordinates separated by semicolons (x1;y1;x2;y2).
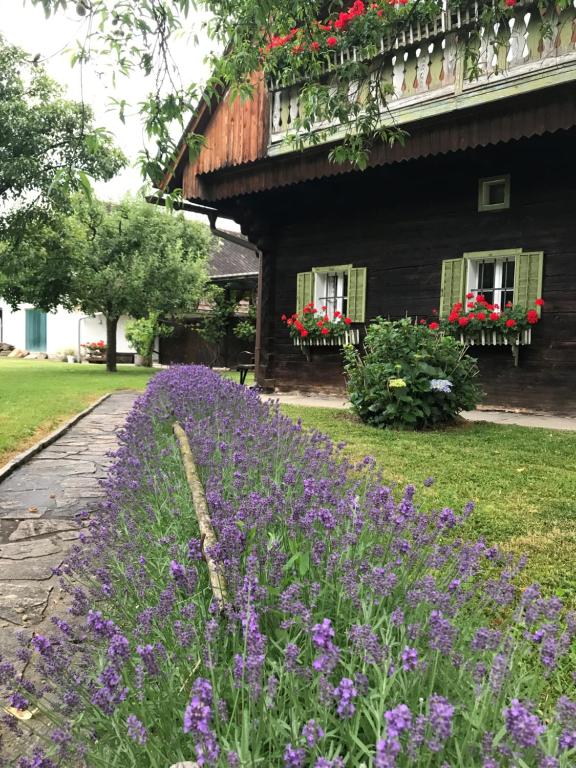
429;322;439;330
526;309;539;325
535;298;545;307
458;317;469;327
321;327;330;335
344;317;352;325
466;293;474;299
505;319;517;328
327;36;338;46
476;312;486;321
489;312;500;321
301;329;309;337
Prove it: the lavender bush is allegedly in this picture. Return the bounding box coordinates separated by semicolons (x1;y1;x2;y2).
2;366;574;767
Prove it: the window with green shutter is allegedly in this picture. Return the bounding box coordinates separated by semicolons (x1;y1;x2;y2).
296;265;367;322
439;249;543;315
296;272;314;313
514;252;544;316
439;259;466;318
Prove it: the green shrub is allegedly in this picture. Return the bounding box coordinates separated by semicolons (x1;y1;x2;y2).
343;317;482;429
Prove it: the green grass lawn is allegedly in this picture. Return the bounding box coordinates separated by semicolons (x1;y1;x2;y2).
281;405;576;598
0;359;156;466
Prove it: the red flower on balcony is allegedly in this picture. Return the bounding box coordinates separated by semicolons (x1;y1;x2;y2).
429;322;439;330
535;298;545;306
526;310;539;325
505;319;517;328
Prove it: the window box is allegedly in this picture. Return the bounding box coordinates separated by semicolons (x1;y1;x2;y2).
458;328;532;346
292;328;361;347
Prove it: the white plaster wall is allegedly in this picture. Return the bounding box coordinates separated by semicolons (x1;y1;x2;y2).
0;302;134;356
80;314;133;354
0;302;26;349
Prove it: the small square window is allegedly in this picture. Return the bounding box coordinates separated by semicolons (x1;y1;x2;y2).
478;175;510;212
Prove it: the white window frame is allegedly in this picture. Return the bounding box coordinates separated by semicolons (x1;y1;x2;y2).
478;175;511;212
465;252;517;309
313;267;349;316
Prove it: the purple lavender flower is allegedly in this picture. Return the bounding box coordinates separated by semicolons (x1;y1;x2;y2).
504;699;546;748
8;691;28;711
126;714;147;745
108;633;130;662
333;677;357;719
312;618;335;649
427;695;454;752
283;743;306;767
559;729;576;750
302;719;324;747
375;737;401;768
18;749;57;768
401;647;418;671
385;703;412;737
557;696;576;728
539;758;559;768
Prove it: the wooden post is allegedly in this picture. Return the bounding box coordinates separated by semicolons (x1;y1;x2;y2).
173;423;228;610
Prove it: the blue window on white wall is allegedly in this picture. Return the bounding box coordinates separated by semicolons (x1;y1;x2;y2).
25;309;47;352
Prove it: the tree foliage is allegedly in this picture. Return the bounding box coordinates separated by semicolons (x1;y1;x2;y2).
0;196;213;371
27;0;566;177
0;35;125;238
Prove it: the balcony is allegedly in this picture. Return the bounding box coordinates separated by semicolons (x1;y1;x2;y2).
268;1;576;152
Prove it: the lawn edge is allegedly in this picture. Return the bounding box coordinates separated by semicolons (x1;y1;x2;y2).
0;392;112;482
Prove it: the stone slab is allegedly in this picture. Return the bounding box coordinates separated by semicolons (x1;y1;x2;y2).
0;538;63;560
8;520;80;542
24;459;97;475
0;582;51;625
0;558;62;581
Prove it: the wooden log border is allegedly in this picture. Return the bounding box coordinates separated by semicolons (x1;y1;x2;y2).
173;423;228;610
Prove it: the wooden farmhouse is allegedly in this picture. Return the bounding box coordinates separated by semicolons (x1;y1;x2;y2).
160;1;576;414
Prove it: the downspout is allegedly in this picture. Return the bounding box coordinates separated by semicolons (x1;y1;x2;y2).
78;315;91;360
207;212;260;254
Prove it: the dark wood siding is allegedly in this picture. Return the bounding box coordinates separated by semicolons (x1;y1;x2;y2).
246;131;576;414
186;83;576;203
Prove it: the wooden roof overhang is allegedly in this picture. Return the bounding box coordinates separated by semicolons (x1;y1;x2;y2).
178;81;576;206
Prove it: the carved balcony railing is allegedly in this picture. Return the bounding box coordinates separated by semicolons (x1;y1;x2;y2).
268;1;576;151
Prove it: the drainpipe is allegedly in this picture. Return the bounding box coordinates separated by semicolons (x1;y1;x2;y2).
78;315;91;359
207;212;260;254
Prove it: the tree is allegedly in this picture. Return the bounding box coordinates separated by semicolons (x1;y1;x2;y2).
0;197;213;372
0;35;125;239
27;1;545;175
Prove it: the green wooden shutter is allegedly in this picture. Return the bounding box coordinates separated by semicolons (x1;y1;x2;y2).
514;251;544;314
347;267;367;322
25;309;47;352
296;271;314;313
439;259;465;318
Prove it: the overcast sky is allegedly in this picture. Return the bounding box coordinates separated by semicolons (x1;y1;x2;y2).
0;0;215;201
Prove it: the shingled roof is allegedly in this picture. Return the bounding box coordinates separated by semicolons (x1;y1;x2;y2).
208;233;259;279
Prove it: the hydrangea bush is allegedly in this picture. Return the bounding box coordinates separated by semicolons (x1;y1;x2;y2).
2;366;575;767
344;318;482;429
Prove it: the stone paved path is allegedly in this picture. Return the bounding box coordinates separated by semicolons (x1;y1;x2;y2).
0;392;137;667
